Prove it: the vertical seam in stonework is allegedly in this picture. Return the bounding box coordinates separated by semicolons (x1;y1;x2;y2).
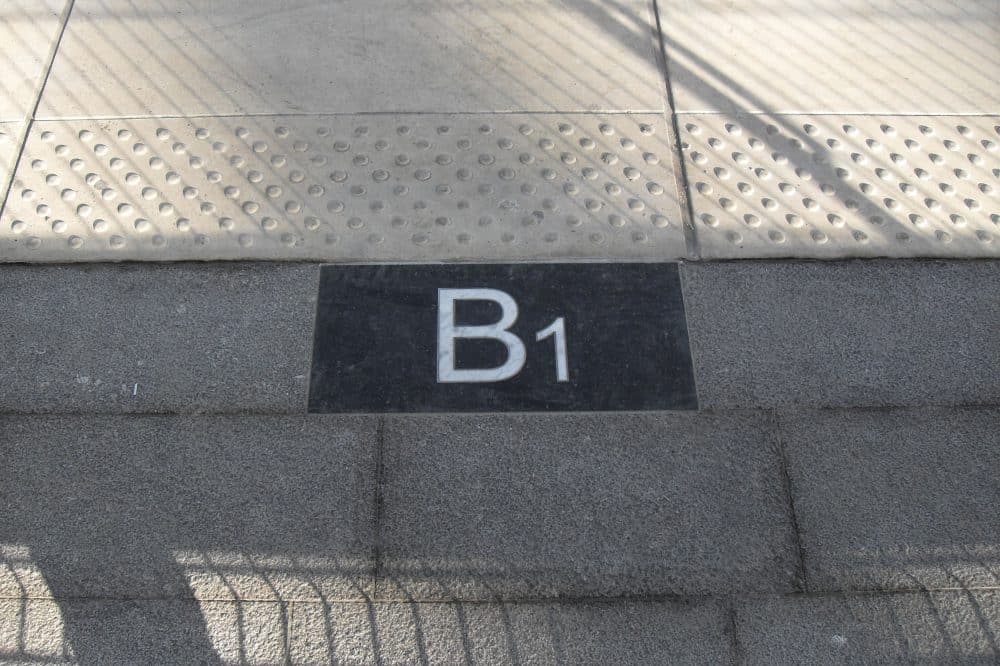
372;416;387;599
303;264;323;413
1;0;77;217
676;264;703;409
771;410;809;593
651;0;700;260
726;600;743;666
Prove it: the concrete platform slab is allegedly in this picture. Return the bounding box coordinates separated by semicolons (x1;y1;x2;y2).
1;115;684;262
0;415;377;601
379;412;797;600
780;407;1000;593
1;597;731;664
0;1;67;121
38;0;665;117
291;599;732;664
736;591;1000;664
0;263;316;413
661;0;1000;114
0;599;288;665
681;260;1000;409
0;123;22;190
681;114;1000;259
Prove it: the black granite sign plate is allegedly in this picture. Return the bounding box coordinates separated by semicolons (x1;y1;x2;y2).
308;263;697;412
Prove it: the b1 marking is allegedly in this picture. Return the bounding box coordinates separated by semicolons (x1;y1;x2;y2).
308;263;697;413
437;288;568;383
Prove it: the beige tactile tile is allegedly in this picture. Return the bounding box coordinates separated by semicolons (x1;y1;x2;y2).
681;114;1000;258
661;0;1000;114
0;114;684;262
37;0;665;117
0;0;67;121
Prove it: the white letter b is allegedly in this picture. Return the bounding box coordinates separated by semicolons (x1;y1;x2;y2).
437;288;526;383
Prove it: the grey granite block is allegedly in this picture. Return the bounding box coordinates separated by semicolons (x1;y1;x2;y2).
290;599;732;665
780;407;1000;592
0;599;287;665
0;415;377;601
681;260;1000;408
0;263;318;413
736;591;1000;665
379;412;797;599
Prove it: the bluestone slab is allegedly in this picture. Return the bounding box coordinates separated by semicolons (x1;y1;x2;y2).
781;407;1000;592
0;415;377;601
379;412;798;599
0;263;317;413
736;591;1000;665
681;260;1000;408
291;599;732;665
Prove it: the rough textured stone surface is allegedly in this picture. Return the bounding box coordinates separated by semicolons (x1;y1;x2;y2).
0;263;317;413
681;261;1000;408
379;412;797;599
781;407;1000;592
736;591;1000;665
291;599;732;665
0;599;288;665
0;415;377;601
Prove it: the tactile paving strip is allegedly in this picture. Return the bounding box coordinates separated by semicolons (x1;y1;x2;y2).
0;115;685;262
680;115;1000;259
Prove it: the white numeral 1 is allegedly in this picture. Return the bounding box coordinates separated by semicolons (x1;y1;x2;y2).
535;317;569;382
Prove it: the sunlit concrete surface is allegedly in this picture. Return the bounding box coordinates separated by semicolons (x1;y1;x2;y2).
661;0;1000;114
0;0;67;121
36;0;665;116
662;0;1000;258
0;123;22;189
0;0;998;260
